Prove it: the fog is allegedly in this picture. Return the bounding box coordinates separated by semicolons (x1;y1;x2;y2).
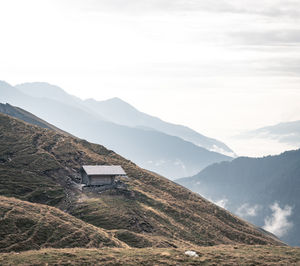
263;202;293;238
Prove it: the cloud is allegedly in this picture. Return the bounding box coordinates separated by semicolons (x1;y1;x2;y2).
69;0;300;18
236;203;261;217
2;0;300;152
214;198;228;209
257;58;300;77
174;159;186;169
207;198;228;208
65;0;300;16
263;202;293;237
215;0;300;18
210;144;237;157
230;30;300;46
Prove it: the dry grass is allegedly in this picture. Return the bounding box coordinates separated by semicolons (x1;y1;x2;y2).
0;196;125;252
0;245;300;265
0;112;284;250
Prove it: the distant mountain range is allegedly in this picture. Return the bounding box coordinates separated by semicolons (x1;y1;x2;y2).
0;80;232;179
238;120;300;147
15;82;234;156
176;149;300;246
83;97;234;156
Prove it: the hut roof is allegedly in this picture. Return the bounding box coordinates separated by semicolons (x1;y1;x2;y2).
82;165;126;176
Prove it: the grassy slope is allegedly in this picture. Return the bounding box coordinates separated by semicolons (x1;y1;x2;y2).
0;113;282;248
0;196;125;252
1;245;300;266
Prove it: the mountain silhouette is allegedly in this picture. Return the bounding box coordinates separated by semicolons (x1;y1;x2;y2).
83;96;234;156
177;149;300;246
0;81;231;179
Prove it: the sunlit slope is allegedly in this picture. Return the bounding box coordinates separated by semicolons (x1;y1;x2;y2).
0;113;282;247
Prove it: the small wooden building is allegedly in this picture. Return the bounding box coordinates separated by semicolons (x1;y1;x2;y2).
80;165;126;186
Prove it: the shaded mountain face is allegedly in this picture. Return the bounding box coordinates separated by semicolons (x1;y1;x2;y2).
83;97;235;156
15;82;234;156
176;150;300;246
0;113;282;248
0;81;231;179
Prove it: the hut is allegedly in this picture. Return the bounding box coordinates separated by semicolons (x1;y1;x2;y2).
80;165;126;186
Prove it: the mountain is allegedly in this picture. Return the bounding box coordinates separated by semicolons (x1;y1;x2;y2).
0;103;71;136
176;150;300;246
0;81;231;179
0;112;283;248
244;120;300;146
0;196;124;252
1;111;300;265
83;97;235;156
15;82;234;156
15;82;108;120
15;82;82;105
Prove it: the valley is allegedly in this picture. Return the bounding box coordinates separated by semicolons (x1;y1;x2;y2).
1;0;300;263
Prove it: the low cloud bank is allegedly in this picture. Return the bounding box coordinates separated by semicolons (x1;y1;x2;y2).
214;198;228;209
236;203;261;218
263;202;293;237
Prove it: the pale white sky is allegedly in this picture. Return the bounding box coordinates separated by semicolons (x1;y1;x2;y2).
1;0;300;156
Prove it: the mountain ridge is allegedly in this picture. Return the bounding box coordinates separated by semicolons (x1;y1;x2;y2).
0;103;72;136
0;81;232;179
83;96;235;156
176;149;300;246
15;81;234;156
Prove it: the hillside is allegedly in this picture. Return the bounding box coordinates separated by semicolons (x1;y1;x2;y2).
0;81;232;179
177;150;300;246
1;245;300;265
0;196;124;252
0;112;283;248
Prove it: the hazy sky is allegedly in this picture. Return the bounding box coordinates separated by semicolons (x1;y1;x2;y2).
1;0;300;156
